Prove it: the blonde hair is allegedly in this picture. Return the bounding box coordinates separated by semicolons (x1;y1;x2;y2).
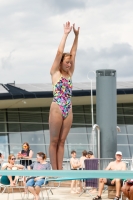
8;154;15;163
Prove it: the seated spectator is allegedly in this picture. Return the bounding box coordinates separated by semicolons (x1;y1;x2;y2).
93;151;126;200
0;152;4;169
79;150;87;169
121;179;133;200
70;150;82;194
1;154;24;186
87;151;95;159
26;152;51;200
86;151;97;193
17;142;33;168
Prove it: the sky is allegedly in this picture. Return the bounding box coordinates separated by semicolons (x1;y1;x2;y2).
0;0;133;84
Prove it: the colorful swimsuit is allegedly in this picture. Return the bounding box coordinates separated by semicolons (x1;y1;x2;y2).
53;75;72;119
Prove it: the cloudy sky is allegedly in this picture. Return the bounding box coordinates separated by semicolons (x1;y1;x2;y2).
0;0;133;84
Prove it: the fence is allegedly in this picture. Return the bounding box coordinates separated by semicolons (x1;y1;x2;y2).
1;158;132;170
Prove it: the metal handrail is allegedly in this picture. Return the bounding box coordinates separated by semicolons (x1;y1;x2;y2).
93;124;100;159
1;158;132;170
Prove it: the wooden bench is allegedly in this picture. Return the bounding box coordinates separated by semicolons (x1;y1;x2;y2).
108;186;126;199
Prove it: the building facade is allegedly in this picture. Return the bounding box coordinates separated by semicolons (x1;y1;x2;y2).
0;82;133;159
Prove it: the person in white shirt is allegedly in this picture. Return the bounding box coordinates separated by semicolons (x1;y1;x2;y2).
70;150;81;193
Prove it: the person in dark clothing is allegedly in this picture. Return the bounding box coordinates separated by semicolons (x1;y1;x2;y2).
17;142;33;168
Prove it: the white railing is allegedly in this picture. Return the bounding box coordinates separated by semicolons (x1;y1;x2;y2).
1;158;132;171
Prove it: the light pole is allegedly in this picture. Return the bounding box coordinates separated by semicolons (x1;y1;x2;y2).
87;71;96;153
87;71;96;128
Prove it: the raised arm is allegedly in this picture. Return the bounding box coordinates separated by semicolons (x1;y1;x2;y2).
69;24;80;75
50;21;72;75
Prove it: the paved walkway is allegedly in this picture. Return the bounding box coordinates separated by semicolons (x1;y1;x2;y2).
0;187;110;200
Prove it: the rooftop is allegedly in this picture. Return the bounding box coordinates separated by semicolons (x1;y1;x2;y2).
0;81;133;109
0;81;133;100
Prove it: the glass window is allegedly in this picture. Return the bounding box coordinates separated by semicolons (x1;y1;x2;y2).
0;123;7;132
41;107;50;112
8;123;20;132
123;103;133;107
41;107;50;123
7;110;19;122
0;133;8;158
84;105;96;115
0;111;7;132
30;144;45;156
9;132;21;144
70;125;89;133
127;135;133;144
67;125;93;152
45;144;49;157
21;131;44;144
68;144;90;158
117;125;126;134
44;125;50;144
21;131;45;157
86;127;94;134
21;122;45;158
125;116;133;125
3;103;133;160
73;113;85;124
84;115;96;125
10;144;22;157
129;146;133;158
126;125;133;134
73;105;84;114
67;133;88;144
117;116;125;124
123;105;133;115
19;108;42;123
21;124;43;132
117;145;130;158
117;135;128;144
117;104;123;114
69;125;92;135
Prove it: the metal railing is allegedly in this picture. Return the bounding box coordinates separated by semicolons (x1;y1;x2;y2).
1;158;132;171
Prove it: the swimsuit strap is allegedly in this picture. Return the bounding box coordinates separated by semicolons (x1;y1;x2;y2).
53;73;71;87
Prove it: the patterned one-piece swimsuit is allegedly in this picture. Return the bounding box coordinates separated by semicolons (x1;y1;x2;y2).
53;75;72;119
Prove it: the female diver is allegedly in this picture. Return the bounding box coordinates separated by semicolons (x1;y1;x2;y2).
49;21;80;169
